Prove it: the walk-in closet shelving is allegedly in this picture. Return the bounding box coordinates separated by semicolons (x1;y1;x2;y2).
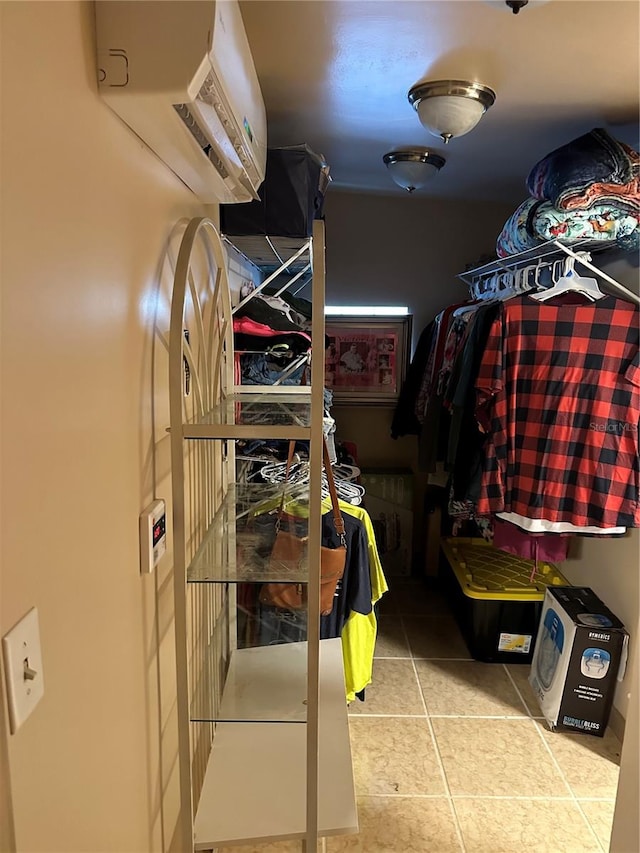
459;237;640;304
169;217;356;851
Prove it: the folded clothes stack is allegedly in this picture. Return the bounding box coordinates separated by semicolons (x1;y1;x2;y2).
496;128;640;258
233;289;313;390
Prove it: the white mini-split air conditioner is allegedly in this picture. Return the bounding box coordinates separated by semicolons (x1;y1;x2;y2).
95;0;267;204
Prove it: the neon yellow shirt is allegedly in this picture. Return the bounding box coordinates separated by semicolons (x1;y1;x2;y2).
322;498;388;701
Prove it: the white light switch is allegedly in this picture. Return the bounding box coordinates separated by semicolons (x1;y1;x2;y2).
2;607;45;734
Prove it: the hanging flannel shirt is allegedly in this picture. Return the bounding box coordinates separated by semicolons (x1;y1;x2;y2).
475;293;640;529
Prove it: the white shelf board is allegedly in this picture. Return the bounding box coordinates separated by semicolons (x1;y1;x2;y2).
193;638;358;848
217;640;308;722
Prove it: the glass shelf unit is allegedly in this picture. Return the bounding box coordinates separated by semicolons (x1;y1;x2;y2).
170;218;354;852
181;391;313;440
186;484;312;584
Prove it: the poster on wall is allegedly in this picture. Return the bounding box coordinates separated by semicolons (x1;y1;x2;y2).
325;316;412;404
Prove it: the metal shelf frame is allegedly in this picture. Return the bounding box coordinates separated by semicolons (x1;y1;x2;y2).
168;218;350;852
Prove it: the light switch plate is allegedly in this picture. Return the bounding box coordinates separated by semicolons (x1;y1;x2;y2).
2;607;45;734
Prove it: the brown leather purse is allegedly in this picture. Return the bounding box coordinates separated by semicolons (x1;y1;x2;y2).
259;436;347;616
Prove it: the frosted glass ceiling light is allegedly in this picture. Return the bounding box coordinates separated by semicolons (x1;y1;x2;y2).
408;80;496;144
382;148;446;193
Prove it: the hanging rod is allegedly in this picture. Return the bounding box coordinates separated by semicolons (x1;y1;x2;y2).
457;239;608;284
552;240;640;305
459;238;640;305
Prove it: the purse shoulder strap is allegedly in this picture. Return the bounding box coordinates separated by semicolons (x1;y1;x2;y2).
276;440;298;524
322;435;346;543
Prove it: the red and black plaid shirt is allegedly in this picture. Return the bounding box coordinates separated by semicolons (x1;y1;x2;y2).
475;293;640;528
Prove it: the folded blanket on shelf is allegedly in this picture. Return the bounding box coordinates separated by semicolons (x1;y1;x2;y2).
496;197;640;258
526;127;639;213
496;198;543;256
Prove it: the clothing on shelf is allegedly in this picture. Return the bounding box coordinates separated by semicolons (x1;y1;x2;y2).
239;352;308;387
263;287;313;321
234;293;310;333
234;331;312;357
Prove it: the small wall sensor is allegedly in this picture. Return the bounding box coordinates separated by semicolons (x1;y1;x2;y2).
139;499;167;574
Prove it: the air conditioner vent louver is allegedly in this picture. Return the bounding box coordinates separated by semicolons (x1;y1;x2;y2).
173;103;229;179
195;71;259;187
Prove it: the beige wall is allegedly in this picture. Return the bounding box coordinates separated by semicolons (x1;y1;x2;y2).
563;532;639;723
1;2;205;849
324;189;514;347
610;655;640;853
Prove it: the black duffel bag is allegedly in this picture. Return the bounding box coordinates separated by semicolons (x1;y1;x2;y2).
221;144;330;238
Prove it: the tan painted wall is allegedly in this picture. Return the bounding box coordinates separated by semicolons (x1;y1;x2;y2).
563;532;639;723
1;2;207;849
324;189;514;348
610;653;640;853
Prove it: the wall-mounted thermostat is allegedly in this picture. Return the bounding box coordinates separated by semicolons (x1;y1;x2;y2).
139;499;167;574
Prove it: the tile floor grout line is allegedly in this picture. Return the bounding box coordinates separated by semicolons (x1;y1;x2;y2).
348;712;429;718
530;716;607;852
402;615;468;853
352;792;618;802
408;656;474;661
502;662;537;718
427;714;535;719
349;712;546;719
449;794;615;801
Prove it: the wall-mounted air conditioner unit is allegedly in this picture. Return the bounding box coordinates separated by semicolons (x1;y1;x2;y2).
95;0;266;204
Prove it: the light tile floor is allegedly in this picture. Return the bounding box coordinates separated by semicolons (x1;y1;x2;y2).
220;579;622;853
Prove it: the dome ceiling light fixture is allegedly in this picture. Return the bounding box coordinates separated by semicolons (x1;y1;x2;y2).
506;0;529;12
408;80;496;144
382;148;446;193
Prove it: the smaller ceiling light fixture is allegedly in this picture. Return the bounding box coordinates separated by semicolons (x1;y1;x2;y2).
382;148;446;193
408;80;496;144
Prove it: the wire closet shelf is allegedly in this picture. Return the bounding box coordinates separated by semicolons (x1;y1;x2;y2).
458;238;640;305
